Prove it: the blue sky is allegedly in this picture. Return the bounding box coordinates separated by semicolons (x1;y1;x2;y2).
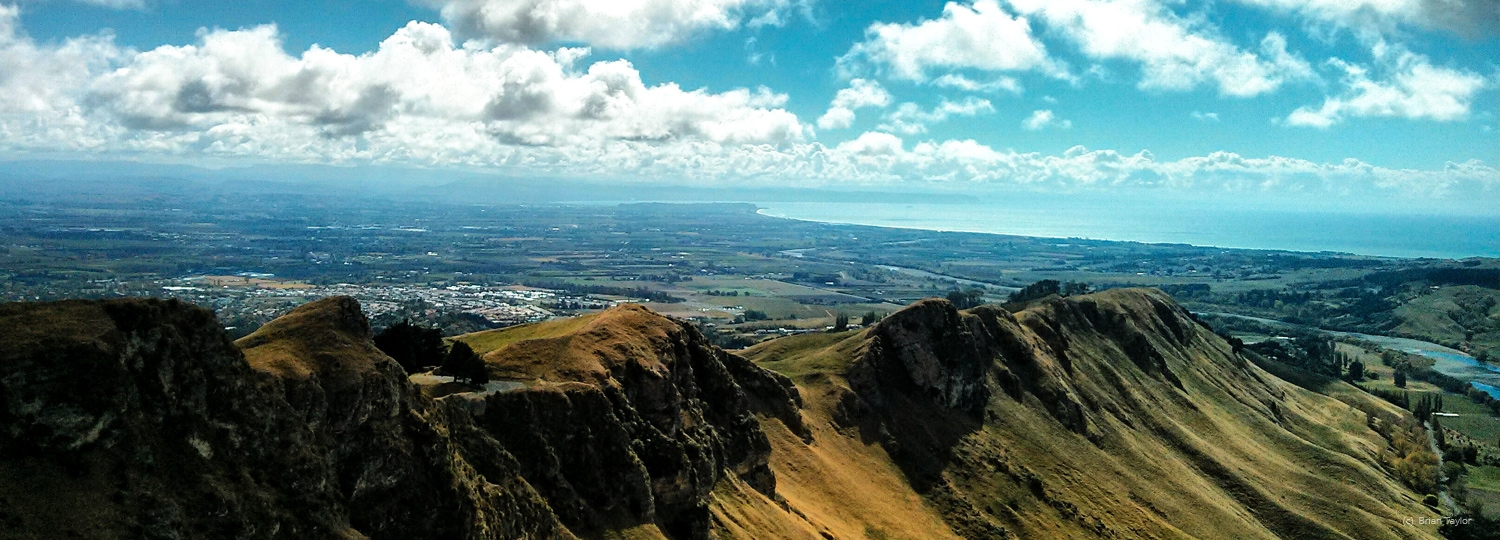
1;0;1496;213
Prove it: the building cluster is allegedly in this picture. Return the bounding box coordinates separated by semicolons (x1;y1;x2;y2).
157;276;632;327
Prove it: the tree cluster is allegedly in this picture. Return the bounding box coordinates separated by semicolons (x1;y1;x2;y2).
374;320;489;386
1412;393;1445;424
1369;417;1440;495
441;341;489;386
1245;336;1341;377
374;320;445;374
947;288;985;309
1006;279;1091;305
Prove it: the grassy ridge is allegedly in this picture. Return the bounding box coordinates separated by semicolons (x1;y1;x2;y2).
742;290;1439;539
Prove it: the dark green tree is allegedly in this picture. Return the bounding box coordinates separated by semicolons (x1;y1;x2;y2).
1439;513;1500;539
442;341;489;386
1009;280;1060;304
1347;360;1364;381
832;313;849;332
861;311;878;326
1394;369;1407;388
947;288;985;309
374;320;445;374
1062;281;1091;296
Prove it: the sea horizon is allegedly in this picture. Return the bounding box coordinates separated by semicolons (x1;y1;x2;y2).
756;201;1499;260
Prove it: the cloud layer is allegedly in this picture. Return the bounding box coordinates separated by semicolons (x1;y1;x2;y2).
422;0;797;49
0;3;1492;206
1;15;805;160
1232;0;1500;38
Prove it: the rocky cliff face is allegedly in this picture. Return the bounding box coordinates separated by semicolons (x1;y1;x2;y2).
235;296;568;540
453;304;808;539
0;297;801;540
798;288;1437;539
2;290;1438;539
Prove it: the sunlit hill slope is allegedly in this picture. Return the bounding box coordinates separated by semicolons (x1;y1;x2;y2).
0;288;1439;539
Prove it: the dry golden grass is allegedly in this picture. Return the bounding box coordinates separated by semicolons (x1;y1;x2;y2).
735;289;1444;539
433;291;1445;539
459;304;682;384
235;296;386;379
741;330;866;380
595;524;670;540
750;389;965;540
452;312;602;356
707;473;825;539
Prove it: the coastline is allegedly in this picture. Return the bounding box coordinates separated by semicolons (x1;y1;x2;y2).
754;203;1500;260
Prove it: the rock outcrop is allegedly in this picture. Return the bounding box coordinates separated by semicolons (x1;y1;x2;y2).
766;288;1440;540
236;296;568;540
455;304;807;539
0;297;567;540
0;297;801;540
1;289;1441;540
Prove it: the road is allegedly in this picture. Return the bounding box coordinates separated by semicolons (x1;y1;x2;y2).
1427;420;1460;515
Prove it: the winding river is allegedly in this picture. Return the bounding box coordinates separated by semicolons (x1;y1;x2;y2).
1200;312;1500;398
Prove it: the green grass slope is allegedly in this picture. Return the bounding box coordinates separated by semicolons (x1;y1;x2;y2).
742;288;1441;539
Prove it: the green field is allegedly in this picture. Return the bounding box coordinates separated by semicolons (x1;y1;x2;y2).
451;314;601;355
1436;398;1500;444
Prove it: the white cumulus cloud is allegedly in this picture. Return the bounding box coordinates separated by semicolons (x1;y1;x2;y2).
0;7;1490;206
817;78;893;130
879;97;995;134
1006;0;1315;97
1231;0;1500;38
1286;46;1488;128
1;16;806;162
932;73;1022;94
838;0;1068;82
1022;109;1070;130
421;0;798;49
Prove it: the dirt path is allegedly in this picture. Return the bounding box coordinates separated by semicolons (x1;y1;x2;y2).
1427;421;1460;514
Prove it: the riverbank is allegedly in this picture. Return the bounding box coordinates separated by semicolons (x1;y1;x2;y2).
1199;311;1499;398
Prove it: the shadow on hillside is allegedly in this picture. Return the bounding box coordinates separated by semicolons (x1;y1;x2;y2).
838;364;984;493
1247;353;1342;395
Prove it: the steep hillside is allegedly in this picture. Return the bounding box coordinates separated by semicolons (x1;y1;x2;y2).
0;290;1445;539
0;297;566;540
448;304;809;539
0;297;804;540
744;288;1441;539
1391;285;1499;359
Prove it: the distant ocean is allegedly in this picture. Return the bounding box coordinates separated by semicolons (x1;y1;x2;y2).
756;201;1499;259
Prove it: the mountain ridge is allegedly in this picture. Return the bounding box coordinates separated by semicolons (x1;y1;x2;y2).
0;289;1444;539
746;288;1436;539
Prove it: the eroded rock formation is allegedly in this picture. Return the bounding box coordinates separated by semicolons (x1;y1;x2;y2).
0;297;800;540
